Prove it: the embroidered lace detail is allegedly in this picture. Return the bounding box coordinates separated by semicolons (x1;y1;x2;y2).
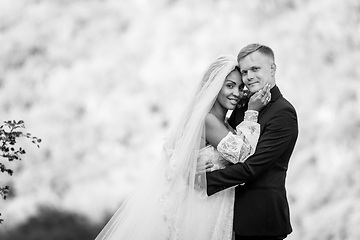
159;146;236;240
159;192;180;240
244;110;258;122
165;161;176;181
217;118;260;164
217;132;250;164
158;116;260;240
163;144;178;181
200;146;231;172
195;146;236;239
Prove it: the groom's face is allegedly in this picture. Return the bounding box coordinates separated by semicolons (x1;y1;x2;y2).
239;51;274;93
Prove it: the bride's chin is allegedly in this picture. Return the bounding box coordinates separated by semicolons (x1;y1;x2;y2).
227;105;236;110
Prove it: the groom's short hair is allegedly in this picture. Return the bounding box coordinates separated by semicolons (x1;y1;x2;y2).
237;43;275;63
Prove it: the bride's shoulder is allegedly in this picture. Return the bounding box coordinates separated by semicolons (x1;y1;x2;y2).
205;113;222;130
205;113;234;132
205;112;221;125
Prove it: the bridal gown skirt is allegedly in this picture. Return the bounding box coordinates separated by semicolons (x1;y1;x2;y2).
95;158;235;240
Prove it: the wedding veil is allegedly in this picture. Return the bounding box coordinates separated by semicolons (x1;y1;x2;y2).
95;55;238;240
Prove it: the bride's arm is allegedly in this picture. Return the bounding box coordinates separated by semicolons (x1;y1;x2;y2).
217;110;259;163
205;110;260;164
204;113;233;146
205;84;270;165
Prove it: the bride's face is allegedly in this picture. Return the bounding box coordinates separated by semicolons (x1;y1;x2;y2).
216;70;243;110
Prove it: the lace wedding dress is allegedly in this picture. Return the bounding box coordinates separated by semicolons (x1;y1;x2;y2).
95;56;259;240
173;111;260;240
95;112;259;240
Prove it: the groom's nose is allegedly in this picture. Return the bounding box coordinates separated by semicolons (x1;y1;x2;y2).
247;70;255;79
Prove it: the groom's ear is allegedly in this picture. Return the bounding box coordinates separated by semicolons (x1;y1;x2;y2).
271;63;276;77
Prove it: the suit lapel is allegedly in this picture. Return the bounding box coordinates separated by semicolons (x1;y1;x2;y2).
258;85;282;120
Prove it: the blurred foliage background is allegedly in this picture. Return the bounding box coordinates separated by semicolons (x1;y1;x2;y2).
0;0;359;239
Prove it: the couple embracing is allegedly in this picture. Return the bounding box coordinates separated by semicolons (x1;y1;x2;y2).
95;43;298;240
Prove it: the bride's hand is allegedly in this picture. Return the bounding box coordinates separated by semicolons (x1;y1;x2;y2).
196;160;214;173
247;83;271;111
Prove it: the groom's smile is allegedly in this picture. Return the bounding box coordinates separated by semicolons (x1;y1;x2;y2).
239;50;276;94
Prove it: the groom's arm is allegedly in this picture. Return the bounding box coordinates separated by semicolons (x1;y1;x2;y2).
206;107;298;196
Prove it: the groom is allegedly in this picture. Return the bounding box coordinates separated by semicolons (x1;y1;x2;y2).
206;43;298;240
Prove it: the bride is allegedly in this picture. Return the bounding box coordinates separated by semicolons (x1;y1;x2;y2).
95;55;271;240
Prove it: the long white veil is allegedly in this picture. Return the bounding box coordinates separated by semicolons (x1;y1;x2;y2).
95;55;238;240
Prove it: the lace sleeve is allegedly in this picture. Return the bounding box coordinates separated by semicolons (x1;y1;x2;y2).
216;110;260;164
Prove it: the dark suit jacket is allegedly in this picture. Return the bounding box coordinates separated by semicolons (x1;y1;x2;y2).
206;85;298;237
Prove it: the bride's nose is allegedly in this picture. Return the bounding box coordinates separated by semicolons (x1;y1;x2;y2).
232;88;240;97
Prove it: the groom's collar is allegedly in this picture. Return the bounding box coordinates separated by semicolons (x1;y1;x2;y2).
269;85;282;103
257;85;281;119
